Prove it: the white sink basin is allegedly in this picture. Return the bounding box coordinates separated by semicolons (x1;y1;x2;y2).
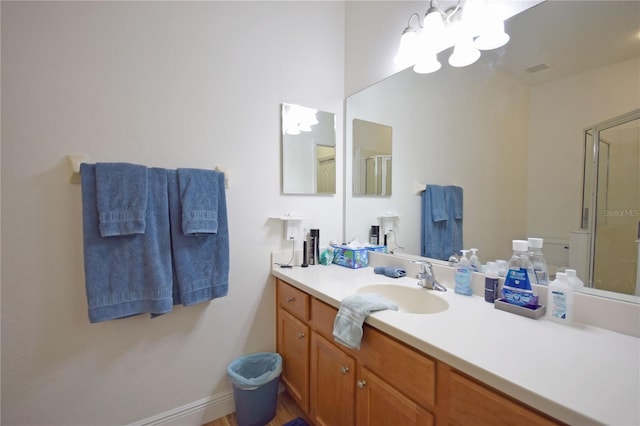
357;284;449;314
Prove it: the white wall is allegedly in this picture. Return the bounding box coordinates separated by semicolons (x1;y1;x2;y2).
1;2;344;425
527;58;640;240
345;62;530;262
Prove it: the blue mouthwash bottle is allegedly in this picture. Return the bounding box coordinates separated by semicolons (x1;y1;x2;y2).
455;250;473;296
501;240;538;307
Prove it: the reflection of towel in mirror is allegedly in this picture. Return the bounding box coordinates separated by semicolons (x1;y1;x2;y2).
428;184;447;222
421;185;463;261
333;293;399;350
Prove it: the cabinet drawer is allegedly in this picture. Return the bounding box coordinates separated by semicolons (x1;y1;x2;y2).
310;297;339;341
359;325;436;410
277;279;310;321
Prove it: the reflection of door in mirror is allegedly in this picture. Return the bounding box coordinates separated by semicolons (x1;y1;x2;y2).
353;119;392;196
583;111;640;296
316;145;336;193
281;103;336;195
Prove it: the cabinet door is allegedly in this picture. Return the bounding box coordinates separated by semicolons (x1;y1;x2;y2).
356;367;434;426
443;366;559;426
277;308;310;413
310;333;356;426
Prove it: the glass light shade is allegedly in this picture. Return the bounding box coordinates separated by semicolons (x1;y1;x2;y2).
413;53;442;74
448;36;481;67
394;29;420;67
474;20;510;50
424;9;444;35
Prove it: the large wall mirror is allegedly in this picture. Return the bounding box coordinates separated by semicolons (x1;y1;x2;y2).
282;103;336;194
345;0;639;302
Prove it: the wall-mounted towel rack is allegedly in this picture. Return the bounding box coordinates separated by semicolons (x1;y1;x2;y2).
68;154;90;184
67;154;229;189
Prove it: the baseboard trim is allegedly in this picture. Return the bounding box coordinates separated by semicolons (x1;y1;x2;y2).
129;390;235;426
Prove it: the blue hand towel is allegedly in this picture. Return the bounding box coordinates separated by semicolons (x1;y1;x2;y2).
177;168;219;235
373;266;406;278
333;293;399;350
421;189;448;260
95;162;148;237
81;164;173;323
168;169;229;306
445;185;463;259
446;185;463;220
427;184;447;222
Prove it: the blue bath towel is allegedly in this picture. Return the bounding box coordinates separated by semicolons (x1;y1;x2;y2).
95;162;148;237
177;168;219;235
445;185;464;257
428;184;448;222
168;169;229;306
81;164;173;323
333;293;399;350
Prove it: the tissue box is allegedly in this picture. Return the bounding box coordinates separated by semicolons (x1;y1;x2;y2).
331;245;387;269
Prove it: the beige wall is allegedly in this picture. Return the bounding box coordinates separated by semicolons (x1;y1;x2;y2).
1;2;344;425
527;58;640;241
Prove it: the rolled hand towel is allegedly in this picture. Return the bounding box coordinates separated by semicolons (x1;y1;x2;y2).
373;266;407;278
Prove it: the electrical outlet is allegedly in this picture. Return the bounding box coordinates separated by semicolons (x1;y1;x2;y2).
285;220;300;240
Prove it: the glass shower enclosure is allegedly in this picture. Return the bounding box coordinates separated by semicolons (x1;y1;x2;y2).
582;110;639;296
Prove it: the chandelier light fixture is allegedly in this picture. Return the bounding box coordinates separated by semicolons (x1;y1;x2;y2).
394;0;510;74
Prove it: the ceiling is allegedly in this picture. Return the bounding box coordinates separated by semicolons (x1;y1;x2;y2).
490;0;640;86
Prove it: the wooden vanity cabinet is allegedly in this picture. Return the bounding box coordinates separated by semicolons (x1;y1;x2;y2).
276;278;561;426
436;363;559;426
356;366;434;426
276;282;310;412
309;332;356;426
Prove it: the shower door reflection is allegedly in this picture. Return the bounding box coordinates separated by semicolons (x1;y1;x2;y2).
587;111;640;295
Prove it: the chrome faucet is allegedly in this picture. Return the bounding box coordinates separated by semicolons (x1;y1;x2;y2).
413;261;447;292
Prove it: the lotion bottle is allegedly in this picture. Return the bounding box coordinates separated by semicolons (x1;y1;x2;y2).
547;272;574;324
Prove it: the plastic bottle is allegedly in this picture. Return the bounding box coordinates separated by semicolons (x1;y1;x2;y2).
484;261;499;303
501;240;538;307
528;237;549;285
469;248;481;272
455;249;473;296
547;272;574;324
565;269;585;291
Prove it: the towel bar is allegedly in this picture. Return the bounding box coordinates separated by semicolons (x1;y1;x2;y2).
67;154;229;189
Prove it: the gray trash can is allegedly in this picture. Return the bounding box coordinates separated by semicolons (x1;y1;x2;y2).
227;352;282;426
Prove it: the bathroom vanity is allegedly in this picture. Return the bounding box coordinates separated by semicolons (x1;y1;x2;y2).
272;262;639;425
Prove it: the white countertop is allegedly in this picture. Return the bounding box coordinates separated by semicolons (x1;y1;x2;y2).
272;263;640;425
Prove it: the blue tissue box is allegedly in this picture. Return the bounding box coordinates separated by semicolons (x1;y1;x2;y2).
331;245;387;269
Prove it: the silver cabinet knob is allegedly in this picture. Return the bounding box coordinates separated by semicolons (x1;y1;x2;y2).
341;366;350;375
286;296;295;303
357;380;367;389
297;332;305;339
